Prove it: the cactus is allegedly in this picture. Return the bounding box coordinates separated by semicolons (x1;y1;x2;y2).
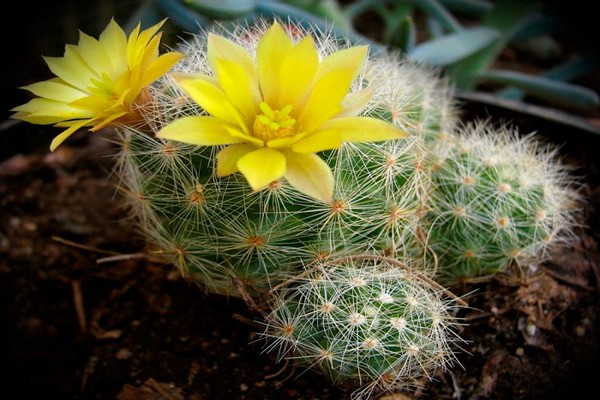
261;255;466;399
115;117;429;296
421;121;583;283
113;20;457;297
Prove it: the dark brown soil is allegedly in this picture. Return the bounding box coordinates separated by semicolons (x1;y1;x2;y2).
2;2;600;400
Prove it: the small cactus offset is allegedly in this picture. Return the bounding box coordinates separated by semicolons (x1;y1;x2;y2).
421;122;584;283
11;15;584;399
262;255;466;399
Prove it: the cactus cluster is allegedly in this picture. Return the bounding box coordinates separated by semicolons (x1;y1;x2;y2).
113;21;582;398
113;23;581;397
13;17;583;399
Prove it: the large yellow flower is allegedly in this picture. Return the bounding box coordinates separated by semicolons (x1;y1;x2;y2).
157;21;407;203
12;19;184;151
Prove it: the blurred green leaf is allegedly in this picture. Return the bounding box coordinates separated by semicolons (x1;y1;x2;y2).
155;0;210;31
415;0;462;33
184;0;256;19
408;27;499;66
443;0;540;89
281;0;353;32
438;0;492;16
389;16;417;52
481;0;535;34
478;70;600;111
508;12;556;42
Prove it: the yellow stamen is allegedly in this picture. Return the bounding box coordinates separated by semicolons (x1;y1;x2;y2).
253;102;296;142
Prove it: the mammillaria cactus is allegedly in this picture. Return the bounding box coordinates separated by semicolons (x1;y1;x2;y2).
112;19;449;298
421;121;583;284
10;14;584;399
262;255;466;399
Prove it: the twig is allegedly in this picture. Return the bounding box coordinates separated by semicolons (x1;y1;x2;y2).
72;280;87;333
52;235;169;265
96;253;152;264
268;262;325;293
232;277;270;320
540;263;595;291
264;358;291;380
231;313;264;330
80;356;97;395
52;235;118;255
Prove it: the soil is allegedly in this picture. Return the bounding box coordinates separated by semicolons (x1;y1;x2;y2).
2;2;600;400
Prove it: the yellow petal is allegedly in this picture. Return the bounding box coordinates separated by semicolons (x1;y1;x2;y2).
315;45;368;83
140;52;185;87
99;19;128;72
216;143;255;176
20;79;86;103
279;34;319;107
227;128;264;147
266;137;295;149
69;91;116;110
296;68;355;132
156;116;243;145
44;48;95;91
319;116;409;143
238;147;286;191
84;111;127;132
175;74;248;132
77;32;114;75
214;58;257;121
284;152;333;203
50;120;90;151
207;32;256;77
12;98;92;124
139;35;161;68
127;20;165;67
339;87;374;117
291;130;342;153
256;21;294;105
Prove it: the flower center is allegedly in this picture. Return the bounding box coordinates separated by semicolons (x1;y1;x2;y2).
253;102;296;142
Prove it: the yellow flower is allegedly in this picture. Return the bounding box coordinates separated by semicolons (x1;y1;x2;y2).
157;21;407;202
12;19;184;151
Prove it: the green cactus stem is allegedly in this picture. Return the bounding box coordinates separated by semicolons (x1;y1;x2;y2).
260;255;467;399
421;121;584;283
112;20;459;297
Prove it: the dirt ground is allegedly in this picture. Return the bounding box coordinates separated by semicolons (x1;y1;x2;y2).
2;1;600;400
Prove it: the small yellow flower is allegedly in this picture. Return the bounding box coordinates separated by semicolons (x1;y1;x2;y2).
12;19;184;151
157;21;407;202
